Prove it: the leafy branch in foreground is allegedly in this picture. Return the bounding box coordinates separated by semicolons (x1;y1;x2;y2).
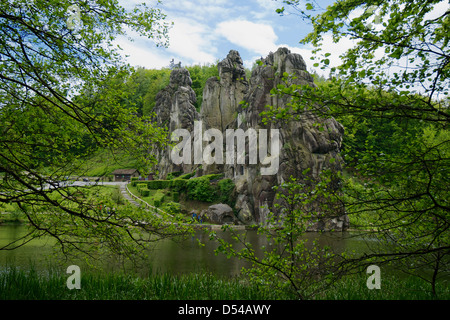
271;0;449;296
210;172;346;300
0;0;193;262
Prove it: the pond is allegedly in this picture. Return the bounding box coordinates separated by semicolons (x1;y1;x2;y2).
0;224;377;277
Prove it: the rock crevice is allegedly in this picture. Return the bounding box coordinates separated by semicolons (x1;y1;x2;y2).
152;48;348;231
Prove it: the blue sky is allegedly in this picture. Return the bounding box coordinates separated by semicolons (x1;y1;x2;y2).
116;0;448;78
116;0;339;72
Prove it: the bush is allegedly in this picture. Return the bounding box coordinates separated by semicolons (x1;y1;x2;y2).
161;202;181;215
172;191;180;202
136;183;147;192
153;192;165;207
170;178;187;192
203;173;225;181
147;180;171;190
186;177;215;202
178;171;196;179
218;178;235;205
131;177;139;182
166;172;183;180
140;188;150;197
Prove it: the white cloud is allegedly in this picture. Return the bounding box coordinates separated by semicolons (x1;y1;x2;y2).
424;0;449;21
161;0;234;22
216;19;278;56
167;18;218;65
114;36;170;69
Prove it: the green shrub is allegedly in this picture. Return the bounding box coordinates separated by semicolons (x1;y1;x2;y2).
178;171;196;179
131;177;139;182
202;173;225;181
136;183;147;192
186;177;215;202
147;180;171;190
152;192;165;207
172;191;180;202
218;178;235;205
170;178;187;192
166;172;183;180
140;188;150;197
161;202;181;215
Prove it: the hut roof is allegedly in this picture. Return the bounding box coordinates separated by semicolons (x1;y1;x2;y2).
111;169;140;175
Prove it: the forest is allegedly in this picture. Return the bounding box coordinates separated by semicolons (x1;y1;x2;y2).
0;0;448;301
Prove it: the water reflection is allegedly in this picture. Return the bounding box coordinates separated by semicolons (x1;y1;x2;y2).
0;225;374;276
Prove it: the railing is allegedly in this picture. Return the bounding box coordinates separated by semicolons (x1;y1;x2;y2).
124;182;172;218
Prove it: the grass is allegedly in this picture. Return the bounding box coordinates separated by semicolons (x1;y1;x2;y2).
1;266;448;300
0;267;285;300
74;149;141;177
0;185;125;224
319;273;450;300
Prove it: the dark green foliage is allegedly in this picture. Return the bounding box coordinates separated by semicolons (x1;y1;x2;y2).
217;179;235;206
170;179;187;193
166;172;183;180
161;201;181;215
140;188;150;197
0;267;296;300
146;180;171;190
186;177;215;202
146;174;233;204
152;191;165;207
178;171;196;179
202;173;225;181
186;64;220;111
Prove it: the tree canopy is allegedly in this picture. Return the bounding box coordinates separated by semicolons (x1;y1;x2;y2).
217;0;449;297
0;0;190;260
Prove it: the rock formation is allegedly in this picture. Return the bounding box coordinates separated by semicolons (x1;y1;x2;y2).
152;47;349;231
200;203;236;225
152;68;200;178
201;50;248;132
226;48;347;230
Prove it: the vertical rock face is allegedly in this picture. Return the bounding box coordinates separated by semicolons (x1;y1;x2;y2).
201;50;248;132
153;68;200;178
223;48;346;228
152;48;348;230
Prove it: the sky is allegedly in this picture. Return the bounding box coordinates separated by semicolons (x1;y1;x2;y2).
116;0;449;77
116;0;339;73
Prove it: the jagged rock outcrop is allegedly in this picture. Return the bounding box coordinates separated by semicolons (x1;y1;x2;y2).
201;50;248;132
222;47;347;229
152;48;349;231
200;203;237;225
152;68;200;178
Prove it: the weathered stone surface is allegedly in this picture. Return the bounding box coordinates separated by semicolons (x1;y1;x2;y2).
152;68;199;178
307;214;350;232
201;50;248;132
201;203;237;225
152;48;348;231
222;47;346;229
